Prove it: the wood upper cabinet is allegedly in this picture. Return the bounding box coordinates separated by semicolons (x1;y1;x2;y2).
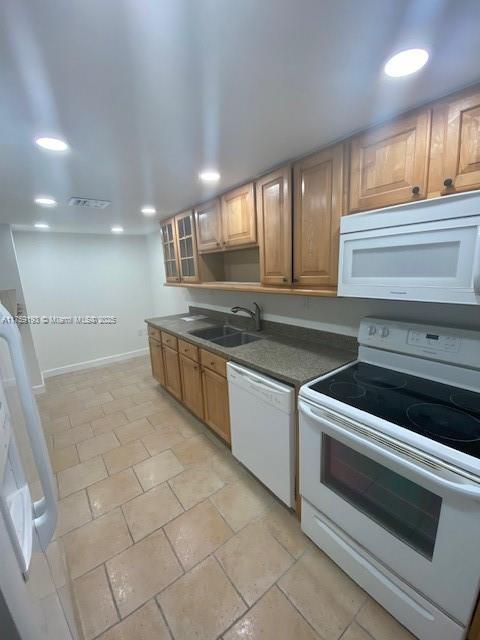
194;199;223;253
149;338;165;386
256;167;292;286
160;218;180;283
348;108;432;213
201;366;230;444
179;354;204;419
162;344;182;401
221;182;257;248
439;89;480;194
293;144;344;288
174;210;200;283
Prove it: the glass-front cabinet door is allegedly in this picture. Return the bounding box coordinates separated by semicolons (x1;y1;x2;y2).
174;210;200;283
160;218;180;283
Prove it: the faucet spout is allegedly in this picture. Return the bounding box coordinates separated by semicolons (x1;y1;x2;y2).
230;302;262;331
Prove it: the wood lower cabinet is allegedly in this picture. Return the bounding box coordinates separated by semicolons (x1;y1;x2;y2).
293;144;344;287
194;198;223;253
149;338;165;386
256;166;292;286
148;330;230;444
179;354;204;419
162;344;182;400
348;108;431;212
202;366;231;444
221;182;257;248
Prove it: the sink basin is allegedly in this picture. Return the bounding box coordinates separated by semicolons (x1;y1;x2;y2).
188;325;242;340
211;332;263;348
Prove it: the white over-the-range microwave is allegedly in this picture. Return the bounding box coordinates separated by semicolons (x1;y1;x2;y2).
338;191;480;305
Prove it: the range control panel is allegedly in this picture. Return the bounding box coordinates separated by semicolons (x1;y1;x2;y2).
358;317;480;368
406;329;460;353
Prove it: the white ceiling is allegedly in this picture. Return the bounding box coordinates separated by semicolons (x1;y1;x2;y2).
1;0;480;235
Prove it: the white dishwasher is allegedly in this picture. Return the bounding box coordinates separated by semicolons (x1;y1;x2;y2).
227;362;295;507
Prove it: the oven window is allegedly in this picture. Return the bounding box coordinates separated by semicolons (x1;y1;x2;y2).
322;436;442;560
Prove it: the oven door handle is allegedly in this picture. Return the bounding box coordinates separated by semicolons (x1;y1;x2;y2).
300;401;480;501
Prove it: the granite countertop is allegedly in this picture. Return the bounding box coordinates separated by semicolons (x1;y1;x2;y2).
145;310;357;388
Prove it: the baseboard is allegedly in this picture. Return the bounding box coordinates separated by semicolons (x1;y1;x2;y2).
33;383;46;395
42;348;149;379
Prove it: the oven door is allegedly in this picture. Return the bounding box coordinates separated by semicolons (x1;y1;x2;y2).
299;399;480;625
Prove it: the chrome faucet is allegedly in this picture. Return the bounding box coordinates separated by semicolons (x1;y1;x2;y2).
231;302;262;331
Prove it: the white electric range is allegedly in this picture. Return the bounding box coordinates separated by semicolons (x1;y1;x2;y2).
299;317;480;640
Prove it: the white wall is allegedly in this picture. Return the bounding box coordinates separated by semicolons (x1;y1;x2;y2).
147;230;191;316
148;236;480;335
14;231;154;375
0;224;43;387
12;227;480;378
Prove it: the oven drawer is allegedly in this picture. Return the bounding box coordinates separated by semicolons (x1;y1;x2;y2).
301;498;465;640
299;398;480;625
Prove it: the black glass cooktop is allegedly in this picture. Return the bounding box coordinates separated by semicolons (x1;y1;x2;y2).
309;362;480;459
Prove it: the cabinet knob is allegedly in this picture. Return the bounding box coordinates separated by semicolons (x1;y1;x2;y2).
411;186;420;195
216;242;220;246
282;277;287;283
443;178;454;188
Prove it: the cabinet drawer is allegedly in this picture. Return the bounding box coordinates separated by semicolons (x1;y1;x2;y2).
148;325;161;341
178;339;199;362
200;349;227;376
161;332;178;350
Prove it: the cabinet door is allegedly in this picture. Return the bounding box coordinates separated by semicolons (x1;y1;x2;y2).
293;144;344;287
348;109;431;212
163;345;182;401
175;210;200;283
442;90;480;193
221;182;256;248
194;199;223;253
179;354;204;419
201;367;230;444
149;338;165;386
160;218;180;283
256;167;292;286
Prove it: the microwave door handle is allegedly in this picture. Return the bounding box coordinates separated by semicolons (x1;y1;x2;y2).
473;228;480;295
301;402;480;501
0;315;57;550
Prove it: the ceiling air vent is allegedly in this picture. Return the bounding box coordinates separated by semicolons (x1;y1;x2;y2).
68;197;111;209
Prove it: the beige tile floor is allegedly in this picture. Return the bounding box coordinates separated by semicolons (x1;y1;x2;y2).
39;355;416;640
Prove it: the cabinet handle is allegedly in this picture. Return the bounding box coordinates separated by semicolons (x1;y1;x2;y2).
411;186;420;195
210;361;215;366
443;178;454;188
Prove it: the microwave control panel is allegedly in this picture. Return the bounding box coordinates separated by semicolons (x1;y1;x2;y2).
359;317;480;368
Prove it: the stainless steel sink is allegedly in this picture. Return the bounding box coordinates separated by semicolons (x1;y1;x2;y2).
211;332;263;348
188;325;242;340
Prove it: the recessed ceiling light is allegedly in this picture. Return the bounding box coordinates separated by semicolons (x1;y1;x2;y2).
141;206;157;216
35;136;69;152
34;196;57;207
111;226;124;233
384;48;429;77
34;223;50;229
199;170;220;183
